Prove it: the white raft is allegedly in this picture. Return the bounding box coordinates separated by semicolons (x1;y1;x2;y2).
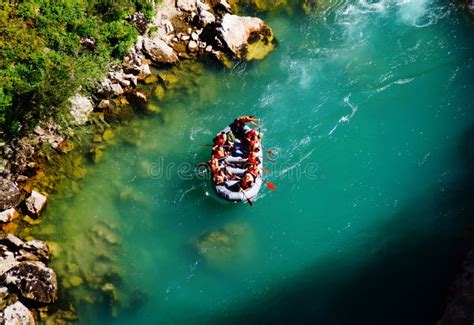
213;125;263;202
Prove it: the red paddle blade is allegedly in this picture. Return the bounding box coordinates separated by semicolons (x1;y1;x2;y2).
265;182;276;191
262;168;270;173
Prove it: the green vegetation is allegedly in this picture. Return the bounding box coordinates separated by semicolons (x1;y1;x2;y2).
0;1;157;140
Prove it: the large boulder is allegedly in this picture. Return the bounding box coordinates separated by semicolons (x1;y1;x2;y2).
69;94;93;125
24;191;47;217
4;262;58;304
1;301;35;325
217;14;276;61
0;179;20;211
142;38;179;64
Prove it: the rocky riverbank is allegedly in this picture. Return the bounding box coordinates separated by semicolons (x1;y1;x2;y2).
0;233;65;324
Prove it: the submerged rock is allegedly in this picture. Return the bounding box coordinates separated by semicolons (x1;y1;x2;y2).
194;222;255;267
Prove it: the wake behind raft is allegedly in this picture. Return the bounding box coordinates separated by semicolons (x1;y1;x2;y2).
197;116;275;205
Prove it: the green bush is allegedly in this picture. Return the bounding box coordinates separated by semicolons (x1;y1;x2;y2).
0;0;158;140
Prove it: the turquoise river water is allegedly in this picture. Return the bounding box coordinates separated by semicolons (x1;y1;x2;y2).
33;0;474;324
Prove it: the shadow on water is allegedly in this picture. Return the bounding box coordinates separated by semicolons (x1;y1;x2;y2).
208;123;474;325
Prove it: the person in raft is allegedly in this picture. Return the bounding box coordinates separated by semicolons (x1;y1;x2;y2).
213;132;227;146
239;172;255;191
212;145;227;159
248;158;262;178
246;130;260;152
237;115;261;128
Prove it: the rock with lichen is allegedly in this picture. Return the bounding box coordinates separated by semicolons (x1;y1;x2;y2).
69;94;93;125
0;179;20;212
0;235;58;322
1;301;35;325
3;261;57;304
217;13;276;61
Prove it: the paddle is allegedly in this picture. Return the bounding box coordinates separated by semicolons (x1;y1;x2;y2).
239;185;254;206
265;182;276;191
262;167;270;173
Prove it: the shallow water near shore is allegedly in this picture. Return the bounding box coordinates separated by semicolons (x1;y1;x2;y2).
33;0;474;323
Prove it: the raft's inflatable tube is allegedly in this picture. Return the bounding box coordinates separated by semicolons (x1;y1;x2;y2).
212;124;263;202
215;177;262;202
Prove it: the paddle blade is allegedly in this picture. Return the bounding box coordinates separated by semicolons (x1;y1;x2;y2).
265;182;276;191
262;168;270;173
246;198;254;206
265;149;275;156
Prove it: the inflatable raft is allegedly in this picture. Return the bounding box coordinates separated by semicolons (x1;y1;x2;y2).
212;124;263;202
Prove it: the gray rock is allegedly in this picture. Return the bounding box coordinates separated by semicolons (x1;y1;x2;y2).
176;0;197;12
142;38;179;64
0;286;8;310
216;14;275;60
0;209;18;224
125;12;148;34
4;262;58;304
22;240;49;262
80;37;96;51
120;79;131;87
99;79;124;98
211;0;232;14
69;94;93;125
0;179;20;211
162;19;174;34
199;10;216;26
5;235;23;248
25;191;47;217
188;40;199;52
97;99;111;111
2;301;35;325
